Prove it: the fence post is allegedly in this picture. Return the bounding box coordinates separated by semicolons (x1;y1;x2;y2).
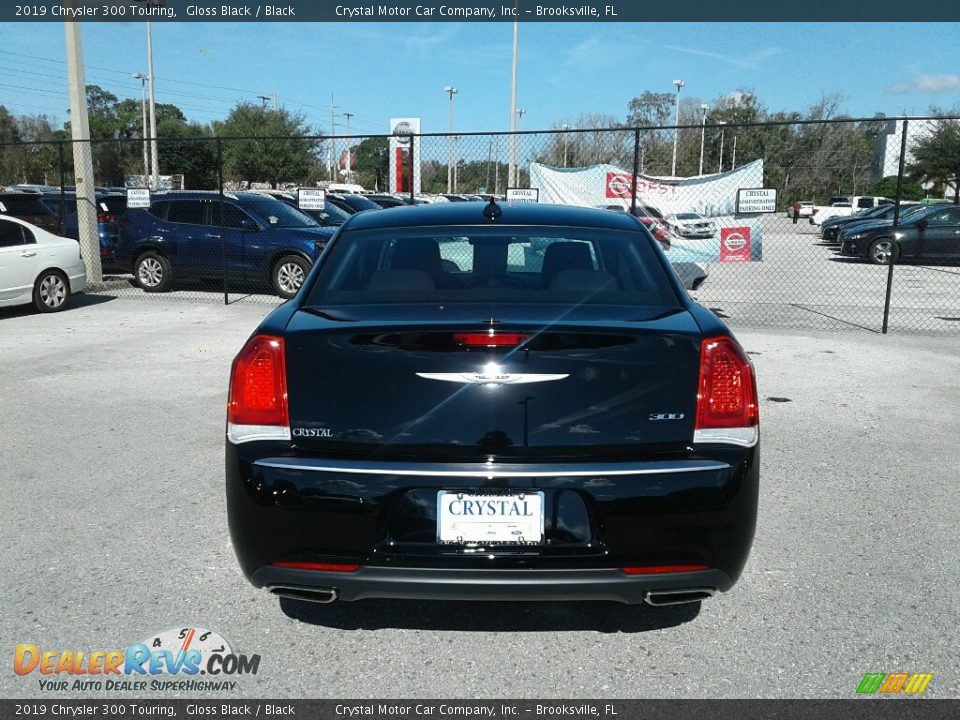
630;128;640;215
58;141;66;230
408;136;415;202
881;119;909;334
217;137;228;306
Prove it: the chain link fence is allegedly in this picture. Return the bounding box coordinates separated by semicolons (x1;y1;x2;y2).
1;116;958;332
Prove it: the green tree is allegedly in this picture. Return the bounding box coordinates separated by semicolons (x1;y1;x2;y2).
216;103;321;187
352;136;389;190
908;119;960;203
871;176;925;201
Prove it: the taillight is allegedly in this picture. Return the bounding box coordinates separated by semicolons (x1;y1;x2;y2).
454;331;530;347
97;212;115;224
226;334;290;444
693;336;758;447
622;564;709;575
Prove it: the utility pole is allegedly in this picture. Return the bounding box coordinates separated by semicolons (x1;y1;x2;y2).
561;124;570;167
444;86;458;193
718;121;726;173
731;134;738;170
485;140;493;193
344;112;353;179
272;91;277;111
698;104;709;176
133;72;150;178
329;95;337;181
64;14;101;283
258;95;270;108
670;79;684;177
146;20;159;189
507;12;519;187
515;108;526;186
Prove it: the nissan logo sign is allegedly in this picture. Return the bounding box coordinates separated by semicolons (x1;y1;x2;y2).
723;232;747;253
392;121;415;145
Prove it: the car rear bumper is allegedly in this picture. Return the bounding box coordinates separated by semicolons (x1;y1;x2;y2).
254;565;733;605
227;446;759;602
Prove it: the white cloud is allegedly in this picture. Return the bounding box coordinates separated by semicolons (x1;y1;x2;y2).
887;74;960;94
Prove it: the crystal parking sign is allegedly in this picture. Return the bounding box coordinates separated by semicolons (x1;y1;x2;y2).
506;188;539;204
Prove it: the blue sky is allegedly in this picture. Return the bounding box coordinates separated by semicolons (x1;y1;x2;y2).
0;22;958;135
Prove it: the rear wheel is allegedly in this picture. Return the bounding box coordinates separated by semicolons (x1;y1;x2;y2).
134;251;173;292
33;270;69;312
272;255;310;299
868;239;899;265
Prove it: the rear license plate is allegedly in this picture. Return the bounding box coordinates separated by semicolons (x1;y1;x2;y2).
437;492;544;544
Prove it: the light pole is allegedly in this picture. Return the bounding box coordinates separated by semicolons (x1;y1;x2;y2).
444;86;458;193
132;73;150;179
343;111;353;180
670;79;684;177
508;13;519;187
516;108;526;186
561;124;570;167
731;134;738;170
698;103;709;176
717;121;727;173
145;20;159;188
257;95;271;109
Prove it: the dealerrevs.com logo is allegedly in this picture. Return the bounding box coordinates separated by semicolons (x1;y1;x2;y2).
14;626;260;692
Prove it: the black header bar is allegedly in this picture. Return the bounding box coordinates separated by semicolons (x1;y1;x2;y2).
3;0;959;22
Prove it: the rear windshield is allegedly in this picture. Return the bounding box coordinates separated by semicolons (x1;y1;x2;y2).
0;196;53;215
304;226;680;308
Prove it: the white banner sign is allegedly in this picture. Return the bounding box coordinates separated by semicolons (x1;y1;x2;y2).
528;160;765;262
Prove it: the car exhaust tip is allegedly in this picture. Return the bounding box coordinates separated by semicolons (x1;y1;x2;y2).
644;588;715;606
268;586;338;604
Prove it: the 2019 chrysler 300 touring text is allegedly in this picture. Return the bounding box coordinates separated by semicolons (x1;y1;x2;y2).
226;201;759;607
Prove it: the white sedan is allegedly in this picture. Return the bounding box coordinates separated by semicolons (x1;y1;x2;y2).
0;215;86;312
664;212;717;239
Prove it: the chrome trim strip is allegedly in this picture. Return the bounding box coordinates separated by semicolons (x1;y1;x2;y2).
227;423;291;444
253;458;730;478
693;426;758;447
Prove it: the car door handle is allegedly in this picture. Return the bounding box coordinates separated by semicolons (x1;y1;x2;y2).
20;251;37;258
205;233;221;239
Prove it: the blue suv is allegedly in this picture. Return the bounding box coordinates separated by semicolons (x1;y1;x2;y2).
114;191;337;298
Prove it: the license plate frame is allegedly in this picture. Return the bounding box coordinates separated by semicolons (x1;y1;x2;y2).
436;491;545;545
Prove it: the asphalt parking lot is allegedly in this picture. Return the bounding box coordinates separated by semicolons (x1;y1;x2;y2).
1;289;958;699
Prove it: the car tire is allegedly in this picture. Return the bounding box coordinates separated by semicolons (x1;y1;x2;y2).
868;238;899;265
272;255;311;299
32;269;70;313
134;251;173;292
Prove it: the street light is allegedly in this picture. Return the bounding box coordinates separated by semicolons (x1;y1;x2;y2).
444;86;458;193
132;73;150;179
731;134;738;170
698;103;709;176
257;95;271;108
561;124;570;167
717;121;727;173
670;79;684;177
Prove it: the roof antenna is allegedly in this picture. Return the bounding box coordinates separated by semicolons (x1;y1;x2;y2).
483;197;502;221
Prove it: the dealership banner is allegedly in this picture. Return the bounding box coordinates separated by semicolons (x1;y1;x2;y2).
529;160;765;262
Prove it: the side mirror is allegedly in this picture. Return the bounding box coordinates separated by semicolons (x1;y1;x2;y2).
239;218;259;232
916;219;928;230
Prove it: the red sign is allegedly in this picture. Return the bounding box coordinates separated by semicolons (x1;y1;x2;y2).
720;227;751;263
605;172;633;198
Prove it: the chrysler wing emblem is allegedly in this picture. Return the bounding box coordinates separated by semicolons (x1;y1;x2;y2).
417;363;568;386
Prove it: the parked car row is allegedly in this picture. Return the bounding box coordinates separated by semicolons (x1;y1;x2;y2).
834;202;960;264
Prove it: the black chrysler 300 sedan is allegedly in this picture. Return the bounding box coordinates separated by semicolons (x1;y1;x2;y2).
226;201;759;606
